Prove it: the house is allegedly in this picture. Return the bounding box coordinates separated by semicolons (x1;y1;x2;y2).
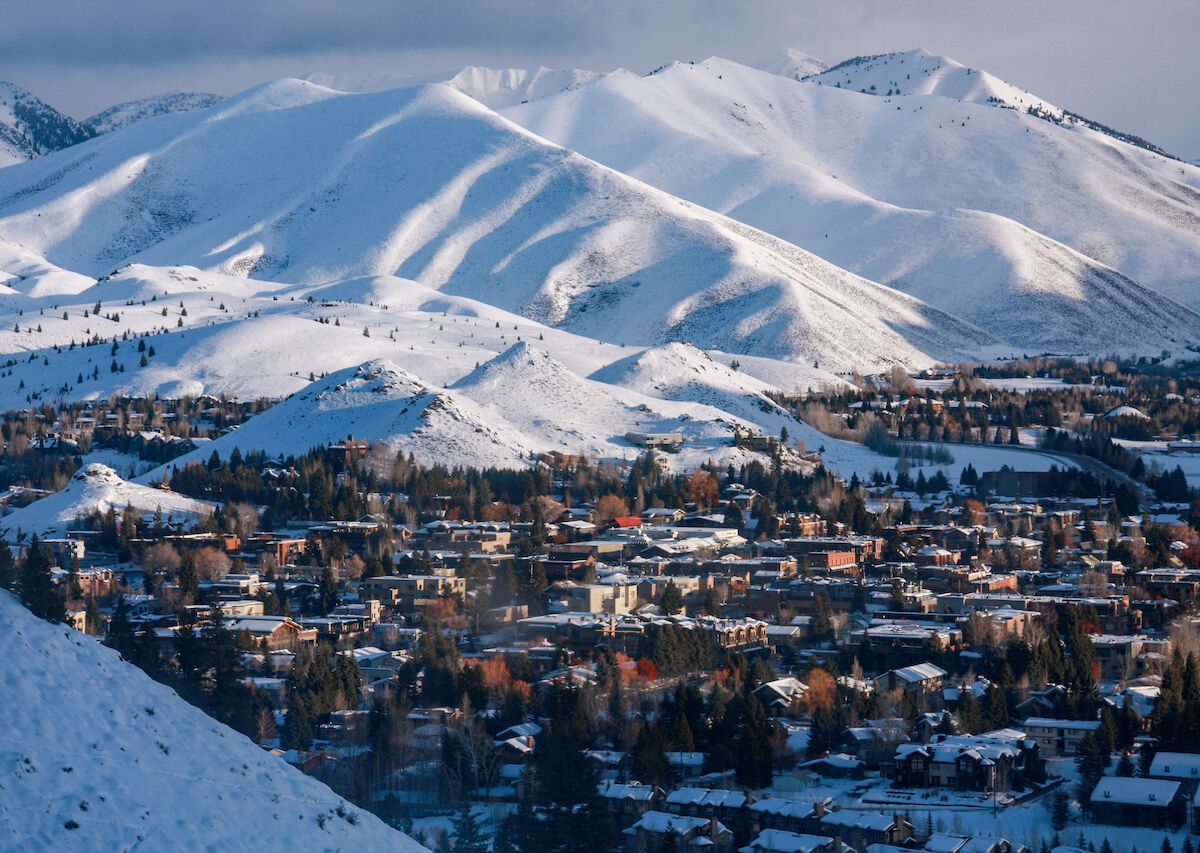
225;615;317;651
739;829;838;853
753;677;808;716
745;797;821;836
874;663;947;702
1089;777;1184;828
600;781;663;829
893;731;1042;793
625;811;733;853
817;809;913;850
663;787;749;827
1020;717;1100;757
1147;751;1200;796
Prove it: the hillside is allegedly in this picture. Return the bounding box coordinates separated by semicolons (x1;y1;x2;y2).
808;49;1178;158
85;92;224;134
447;65;602;108
0;463;214;537
504;56;1200;348
0;591;423;852
0;78;1000;371
752;48;827;81
0;81;93;167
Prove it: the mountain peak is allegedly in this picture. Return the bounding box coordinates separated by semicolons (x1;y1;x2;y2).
0;80;94;166
750;48;828;81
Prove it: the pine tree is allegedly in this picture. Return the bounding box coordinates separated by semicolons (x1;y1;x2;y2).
281;697;314;751
105;596;136;659
1051;788;1070;830
319;565;339;614
451;800;488;853
0;540;16;590
19;535;65;622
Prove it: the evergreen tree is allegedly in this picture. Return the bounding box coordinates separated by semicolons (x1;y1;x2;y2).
659;582;683;615
319;565;339;614
1051;788;1070;831
105;596;136;659
811;590;835;642
19;535;65;622
451;800;488;853
0;540;16;590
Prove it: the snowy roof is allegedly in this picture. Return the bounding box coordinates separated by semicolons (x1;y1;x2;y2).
891;662;947;682
820;810;894;831
1148;751;1200;779
1090;776;1179;806
741;829;834;853
632;810;724;836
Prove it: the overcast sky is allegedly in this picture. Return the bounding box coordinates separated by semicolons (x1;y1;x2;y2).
3;0;1197;159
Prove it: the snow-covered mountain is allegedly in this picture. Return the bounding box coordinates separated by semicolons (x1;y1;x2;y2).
0;463;213;537
0;81;94;167
807;49;1178;158
447;66;603;108
808;49;1058;113
503;56;1200;348
85;91;224;134
0;591;424;852
752;48;827;81
0;78;1002;370
140;345;815;477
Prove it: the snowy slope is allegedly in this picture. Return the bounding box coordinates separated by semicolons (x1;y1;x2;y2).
0;79;1001;371
503;56;1200;347
0;463;213;536
591;342;805;440
0;591;424;852
85;92;224;134
752;48;827;81
808;49;1178;158
141;345;815;477
447;66;602;108
809;49;1058;113
0;81;94;167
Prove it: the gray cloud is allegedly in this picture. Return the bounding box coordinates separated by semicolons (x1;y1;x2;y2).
1;0;1196;159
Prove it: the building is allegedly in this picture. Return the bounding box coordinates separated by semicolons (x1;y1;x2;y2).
1089;777;1185;828
740;830;838;853
893;731;1042;794
625;433;685;452
624;811;732;852
1020;717;1100;757
874;663;947;703
225;615;318;651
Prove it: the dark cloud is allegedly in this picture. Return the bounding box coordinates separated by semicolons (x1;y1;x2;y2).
0;0;1196;159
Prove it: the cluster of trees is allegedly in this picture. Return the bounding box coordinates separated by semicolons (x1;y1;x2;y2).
0;535;67;623
107;599;271;740
280;643;362;750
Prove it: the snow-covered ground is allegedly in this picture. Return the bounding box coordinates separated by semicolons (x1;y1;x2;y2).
0;463;212;537
0;591;424;851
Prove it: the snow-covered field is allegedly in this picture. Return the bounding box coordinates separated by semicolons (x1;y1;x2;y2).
0;591;423;851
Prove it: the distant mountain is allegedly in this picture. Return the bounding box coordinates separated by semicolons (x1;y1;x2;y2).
0;591;424;851
446;66;603;108
0;78;999;371
808;49;1179;158
85;91;223;134
504;55;1200;349
752;48;828;81
0;80;94;166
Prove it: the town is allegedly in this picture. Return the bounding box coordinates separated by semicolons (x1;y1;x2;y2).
6;356;1200;852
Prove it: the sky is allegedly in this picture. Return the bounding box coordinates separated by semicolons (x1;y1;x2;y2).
2;0;1198;159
